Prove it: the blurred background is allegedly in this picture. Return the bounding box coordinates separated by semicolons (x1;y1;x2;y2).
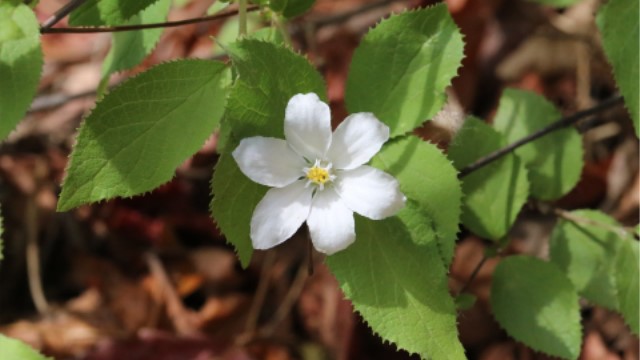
0;0;637;359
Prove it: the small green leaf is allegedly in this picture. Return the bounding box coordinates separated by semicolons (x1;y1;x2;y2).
615;239;639;334
58;60;230;211
327;203;465;359
527;0;581;7
491;256;582;360
0;1;42;141
223;39;326;141
270;0;315;18
0;335;51;360
211;39;325;266
550;210;627;310
210;154;267;267
597;0;639;137
448;117;529;241
70;0;161;26
372;135;462;266
345;4;464;138
102;0;171;77
493;89;583;200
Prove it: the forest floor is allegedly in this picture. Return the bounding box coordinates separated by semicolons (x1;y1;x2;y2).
0;0;638;359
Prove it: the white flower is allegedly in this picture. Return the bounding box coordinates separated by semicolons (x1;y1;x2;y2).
232;93;405;255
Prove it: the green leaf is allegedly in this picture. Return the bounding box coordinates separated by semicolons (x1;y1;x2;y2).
597;0;639;138
0;335;51;360
372;135;462;266
615;239;639;334
102;0;171;77
211;39;325;266
493;88;583;200
345;4;464;138
0;2;42;141
270;0;315;18
549;210;628;310
327;202;465;359
58;60;230;211
448;117;529;241
70;0;161;26
223;39;326;141
491;256;582;360
210;154;267;267
527;0;581;7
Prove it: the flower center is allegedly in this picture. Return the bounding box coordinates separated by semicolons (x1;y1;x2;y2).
303;160;336;190
306;166;331;185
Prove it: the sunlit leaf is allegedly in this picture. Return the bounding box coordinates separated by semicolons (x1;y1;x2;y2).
491;256;582;360
0;335;51;360
327;202;465;359
448;117;529;240
70;0;161;26
0;1;42;140
102;0;171;77
372;136;462;266
550;210;628;310
58;60;230;211
597;0;639;137
493;89;583;200
615;238;639;334
345;4;464;138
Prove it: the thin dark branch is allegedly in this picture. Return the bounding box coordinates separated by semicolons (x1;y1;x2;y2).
40;5;259;34
458;95;624;178
40;0;88;30
457;253;488;296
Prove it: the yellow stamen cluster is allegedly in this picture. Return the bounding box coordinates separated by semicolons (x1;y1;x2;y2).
306;166;331;185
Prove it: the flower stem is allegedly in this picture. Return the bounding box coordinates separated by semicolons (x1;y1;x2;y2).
238;0;248;37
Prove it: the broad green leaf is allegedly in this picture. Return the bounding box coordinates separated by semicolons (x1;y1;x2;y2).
345;4;464;138
493;89;583;200
491;256;582;360
211;39;325;266
615;239;639;333
597;0;639;137
448;117;529;241
210;154;267;267
550;210;628;310
372;135;461;266
327;202;465;359
70;0;160;26
270;0;315;18
58;60;230;211
102;0;171;77
0;335;51;360
0;2;42;141
528;0;581;6
223;39;326;141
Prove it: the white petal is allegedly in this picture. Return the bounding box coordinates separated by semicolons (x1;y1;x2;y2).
327;113;390;170
307;188;355;255
284;93;332;160
251;180;313;250
334;166;405;220
232;137;306;188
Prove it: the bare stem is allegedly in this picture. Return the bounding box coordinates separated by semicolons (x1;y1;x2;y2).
238;0;248;37
26;196;49;314
40;0;88;30
458;95;623;178
40;5;260;34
